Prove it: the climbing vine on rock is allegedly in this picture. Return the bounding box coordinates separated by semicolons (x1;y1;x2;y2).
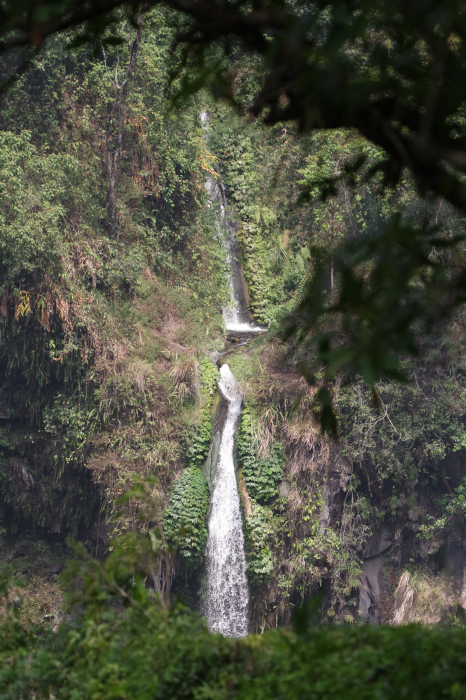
187;358;220;469
244;501;274;585
163;467;209;562
237;407;284;502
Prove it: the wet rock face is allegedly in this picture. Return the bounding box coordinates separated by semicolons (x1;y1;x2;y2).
364;528;392;559
4;458;35;490
358;529;393;624
360;555;384;624
203;391;229;494
223;330;267;354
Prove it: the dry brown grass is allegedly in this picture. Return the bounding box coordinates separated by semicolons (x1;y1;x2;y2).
81;280;202;539
233;341;331;477
169;355;199;403
392;569;459;626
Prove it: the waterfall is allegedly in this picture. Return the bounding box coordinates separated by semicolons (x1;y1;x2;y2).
200;112;264;637
201;110;263;334
203;364;249;637
221;206;263;332
201;109;266;636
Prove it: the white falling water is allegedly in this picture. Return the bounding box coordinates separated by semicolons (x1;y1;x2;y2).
200;110;263;334
203;364;249;637
222;290;263;333
200;108;266;637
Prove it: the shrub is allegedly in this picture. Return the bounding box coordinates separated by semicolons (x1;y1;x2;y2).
186;358;220;468
5;545;466;700
237;407;284;502
163;467;209;562
244;501;274;585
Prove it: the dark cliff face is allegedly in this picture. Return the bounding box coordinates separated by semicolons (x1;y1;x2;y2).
321;449;466;625
223;330;466;631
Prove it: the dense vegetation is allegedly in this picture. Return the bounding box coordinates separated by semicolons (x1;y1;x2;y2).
4;0;466;422
2;2;466;696
0;10;228;539
2;554;466;699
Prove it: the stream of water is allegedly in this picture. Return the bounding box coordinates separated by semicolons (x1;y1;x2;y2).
201;110;263;334
201;110;264;636
203;364;249;637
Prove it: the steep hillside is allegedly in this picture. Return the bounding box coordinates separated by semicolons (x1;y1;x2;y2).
2;9;466;635
205;104;466;629
0;10;230;620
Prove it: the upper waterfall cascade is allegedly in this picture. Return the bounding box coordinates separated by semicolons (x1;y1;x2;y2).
201;111;264;333
203;364;249;637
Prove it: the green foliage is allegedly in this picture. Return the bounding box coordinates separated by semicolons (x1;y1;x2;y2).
206;39;466;432
237;407;284;502
283;213;466;432
5;0;466;640
186;358;220;469
4;537;466;699
186;406;212;469
419;476;466;541
443;478;466;518
42;393;91;472
6;0;466;432
337;367;466;483
163;467;209;562
297;130;385;258
198;357;220;402
210;113;297;326
244;501;274;585
276;479;369;610
0;13;230;539
0;131;69;292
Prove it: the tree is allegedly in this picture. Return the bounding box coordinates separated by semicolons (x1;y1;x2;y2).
298;130;369;292
101;11;144;238
3;1;466;214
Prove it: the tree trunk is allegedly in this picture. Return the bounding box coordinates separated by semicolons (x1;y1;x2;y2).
105;13;144;239
331;247;334;292
330;211;335;292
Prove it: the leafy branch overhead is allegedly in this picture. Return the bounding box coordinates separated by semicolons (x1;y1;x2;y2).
283;215;466;432
4;0;466;211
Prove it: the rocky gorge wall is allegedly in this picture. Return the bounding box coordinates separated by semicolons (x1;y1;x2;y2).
218;335;466;632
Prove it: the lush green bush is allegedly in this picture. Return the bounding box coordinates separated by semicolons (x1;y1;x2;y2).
3;542;466;700
237;407;284;502
163;467;209;561
0;130;71;292
244;501;274;585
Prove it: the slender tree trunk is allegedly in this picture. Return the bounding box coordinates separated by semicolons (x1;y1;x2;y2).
105;13;144;239
330;211;335;292
331;246;334;291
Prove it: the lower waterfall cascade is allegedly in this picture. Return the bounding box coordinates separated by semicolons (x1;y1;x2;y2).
202;364;249;637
